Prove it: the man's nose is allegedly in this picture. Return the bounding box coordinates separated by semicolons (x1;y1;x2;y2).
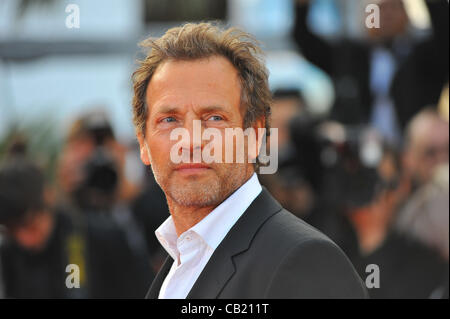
179;118;205;159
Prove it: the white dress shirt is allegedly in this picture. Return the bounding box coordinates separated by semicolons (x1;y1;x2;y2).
155;173;262;299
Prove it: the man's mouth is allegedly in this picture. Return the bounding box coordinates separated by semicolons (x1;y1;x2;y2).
173;163;211;174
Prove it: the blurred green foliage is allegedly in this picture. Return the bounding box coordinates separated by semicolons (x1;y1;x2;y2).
0;116;62;184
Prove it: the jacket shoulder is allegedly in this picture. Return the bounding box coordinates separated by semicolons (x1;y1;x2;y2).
250;209;368;298
256;208;333;248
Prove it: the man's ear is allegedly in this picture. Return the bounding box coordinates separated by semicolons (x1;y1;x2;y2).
137;132;151;166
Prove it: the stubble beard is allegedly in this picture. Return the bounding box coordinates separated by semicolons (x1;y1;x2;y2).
152;163;248;208
145;143;250;208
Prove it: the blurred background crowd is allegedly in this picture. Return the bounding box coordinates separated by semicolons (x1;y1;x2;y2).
0;0;448;299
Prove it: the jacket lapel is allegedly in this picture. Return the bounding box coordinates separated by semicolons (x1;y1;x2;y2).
186;188;282;299
145;255;172;299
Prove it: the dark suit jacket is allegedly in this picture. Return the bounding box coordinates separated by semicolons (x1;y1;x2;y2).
146;188;368;299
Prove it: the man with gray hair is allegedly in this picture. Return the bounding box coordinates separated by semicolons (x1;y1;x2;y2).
402;108;449;187
132;22;367;299
396;108;449;263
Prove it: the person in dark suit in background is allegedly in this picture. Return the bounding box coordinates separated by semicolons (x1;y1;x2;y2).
132;172;170;273
132;22;367;299
0;158;153;298
293;0;449;135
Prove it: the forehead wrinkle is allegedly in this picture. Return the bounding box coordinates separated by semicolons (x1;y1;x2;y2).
145;57;243;124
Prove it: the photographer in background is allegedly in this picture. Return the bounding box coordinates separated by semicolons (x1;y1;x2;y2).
57;110;137;210
395;108;449;279
0;118;152;298
56;111;151;259
402;108;449;189
0;158;74;298
56;111;154;295
316;124;448;298
259;89;320;223
0;156;152;298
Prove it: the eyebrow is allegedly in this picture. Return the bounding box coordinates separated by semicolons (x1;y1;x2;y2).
154;104;229;116
154;105;179;115
200;105;229;114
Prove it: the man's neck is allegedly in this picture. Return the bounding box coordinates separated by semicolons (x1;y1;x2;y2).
167;202;216;237
166;170;255;237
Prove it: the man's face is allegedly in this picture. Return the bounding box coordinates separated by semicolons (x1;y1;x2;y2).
58;135;95;194
406;118;449;185
137;56;261;208
367;0;408;41
9;212;53;251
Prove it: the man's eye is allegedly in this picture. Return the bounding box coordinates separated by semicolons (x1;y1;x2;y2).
161;117;176;123
207;115;223;121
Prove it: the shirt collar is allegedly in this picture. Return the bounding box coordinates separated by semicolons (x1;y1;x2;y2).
155;217;179;262
155;173;262;259
191;173;262;250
